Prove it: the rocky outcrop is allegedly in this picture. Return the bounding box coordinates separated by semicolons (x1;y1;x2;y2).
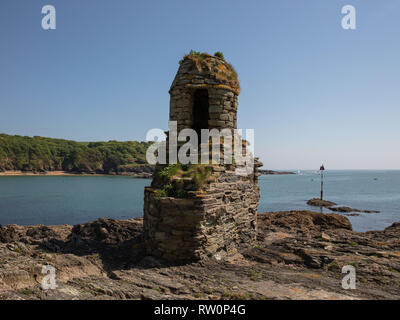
328;206;380;214
307;198;337;207
328;206;357;213
1;211;399;300
307;199;380;214
257;210;352;233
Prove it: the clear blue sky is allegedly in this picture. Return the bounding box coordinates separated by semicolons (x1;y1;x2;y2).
1;0;399;169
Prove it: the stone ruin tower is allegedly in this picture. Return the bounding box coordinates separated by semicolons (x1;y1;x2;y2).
143;53;262;261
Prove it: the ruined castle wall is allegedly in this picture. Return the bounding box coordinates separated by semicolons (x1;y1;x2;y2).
143;53;260;262
207;88;238;130
169;87;238;133
143;169;259;261
169;88;194;133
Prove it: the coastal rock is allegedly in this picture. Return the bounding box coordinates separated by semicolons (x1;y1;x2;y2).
0;211;399;300
307;198;337;207
328;206;358;213
0;225;18;243
257;210;352;233
71;218;143;245
328;206;380;214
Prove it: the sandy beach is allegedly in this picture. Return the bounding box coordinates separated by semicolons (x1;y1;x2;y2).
0;170;85;176
0;170;152;178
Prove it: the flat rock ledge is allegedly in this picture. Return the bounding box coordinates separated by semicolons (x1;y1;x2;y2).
0;211;399;300
307;198;337;207
307;198;380;215
328;206;380;214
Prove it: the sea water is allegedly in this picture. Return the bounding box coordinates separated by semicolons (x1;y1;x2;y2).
0;170;399;232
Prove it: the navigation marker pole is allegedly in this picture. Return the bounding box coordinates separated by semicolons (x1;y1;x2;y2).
320;164;325;200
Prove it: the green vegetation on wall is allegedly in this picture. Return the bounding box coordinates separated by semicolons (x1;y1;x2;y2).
213;51;224;59
153;163;215;198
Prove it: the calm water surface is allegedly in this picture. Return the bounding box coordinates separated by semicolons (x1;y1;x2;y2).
0;170;399;232
258;170;400;232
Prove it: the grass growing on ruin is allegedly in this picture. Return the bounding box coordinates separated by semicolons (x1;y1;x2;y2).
214;51;224;59
154;163;214;198
155;183;189;198
179;50;239;86
182;50;224;61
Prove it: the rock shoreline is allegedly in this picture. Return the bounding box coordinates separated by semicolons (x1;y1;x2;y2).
307;198;380;215
0;210;399;300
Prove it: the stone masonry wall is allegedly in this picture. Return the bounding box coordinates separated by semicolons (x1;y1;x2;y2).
169;87;238;133
169;54;239;133
143;167;260;261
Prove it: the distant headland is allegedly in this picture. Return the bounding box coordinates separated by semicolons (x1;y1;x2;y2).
0;134;291;178
0;133;153;177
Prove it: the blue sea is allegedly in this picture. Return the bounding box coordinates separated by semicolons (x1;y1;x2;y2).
0;170;399;232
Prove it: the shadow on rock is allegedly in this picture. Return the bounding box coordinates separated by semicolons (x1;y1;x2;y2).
37;218;180;275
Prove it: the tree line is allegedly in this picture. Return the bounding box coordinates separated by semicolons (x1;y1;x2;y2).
0;134;152;173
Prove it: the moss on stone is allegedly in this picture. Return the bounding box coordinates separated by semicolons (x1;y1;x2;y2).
153;163;214;198
177;51;240;93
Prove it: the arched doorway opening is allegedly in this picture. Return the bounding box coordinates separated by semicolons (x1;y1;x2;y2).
192;89;209;139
